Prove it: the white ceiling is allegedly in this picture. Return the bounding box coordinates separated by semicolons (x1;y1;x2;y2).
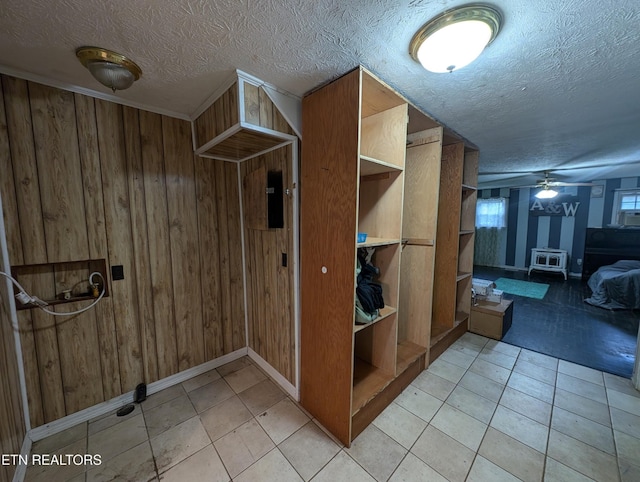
1;0;639;189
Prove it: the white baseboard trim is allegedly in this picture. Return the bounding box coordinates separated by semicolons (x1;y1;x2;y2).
11;434;31;482
489;264;583;279
248;348;298;400
28;348;248;442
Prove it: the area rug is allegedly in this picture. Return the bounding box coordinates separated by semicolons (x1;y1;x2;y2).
494;278;550;300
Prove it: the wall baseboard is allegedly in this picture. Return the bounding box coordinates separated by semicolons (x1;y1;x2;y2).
28;348;248;442
248;348;298;400
482;264;583;279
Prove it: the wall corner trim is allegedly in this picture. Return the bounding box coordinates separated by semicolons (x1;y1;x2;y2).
11;435;31;482
248;348;298;400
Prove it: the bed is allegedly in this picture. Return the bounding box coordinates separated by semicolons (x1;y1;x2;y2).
584;260;640;310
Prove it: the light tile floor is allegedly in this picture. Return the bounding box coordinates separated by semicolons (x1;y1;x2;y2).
25;333;640;481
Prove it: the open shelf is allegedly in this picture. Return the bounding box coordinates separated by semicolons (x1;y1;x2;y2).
430;317;467;348
11;258;109;311
461;184;477;191
352;357;394;416
456;271;472;282
15;295;100;311
357;237;400;248
360;156;403;176
358;169;403;241
354;305;397;333
455;311;470;324
396;340;426;373
430;322;451;344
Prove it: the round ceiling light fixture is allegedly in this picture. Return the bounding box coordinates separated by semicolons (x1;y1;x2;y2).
409;4;502;73
76;47;142;92
535;187;559;199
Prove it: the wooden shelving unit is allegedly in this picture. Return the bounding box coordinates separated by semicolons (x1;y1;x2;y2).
430;146;479;362
300;66;478;446
301;67;415;446
354;305;397;333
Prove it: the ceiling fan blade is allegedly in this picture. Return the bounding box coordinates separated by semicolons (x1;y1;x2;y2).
550;181;596;187
523;181;595;188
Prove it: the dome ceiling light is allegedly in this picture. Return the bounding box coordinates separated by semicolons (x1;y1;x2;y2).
535;187;559;199
409;4;502;73
76;46;142;92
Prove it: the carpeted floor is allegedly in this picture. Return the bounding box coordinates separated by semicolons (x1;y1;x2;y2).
473;266;640;378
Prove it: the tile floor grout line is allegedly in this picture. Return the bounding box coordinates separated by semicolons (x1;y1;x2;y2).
27;349;640;482
603;381;625;482
138;400;162;481
542;376;559;482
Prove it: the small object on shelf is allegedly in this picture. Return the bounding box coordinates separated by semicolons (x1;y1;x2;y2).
357;232;368;243
61;289;72;300
91;284;100;298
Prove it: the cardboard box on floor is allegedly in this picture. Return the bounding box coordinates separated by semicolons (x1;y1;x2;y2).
469;299;513;340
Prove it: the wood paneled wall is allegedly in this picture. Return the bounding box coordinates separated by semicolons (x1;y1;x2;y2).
0;75;245;427
194;82;239;148
0;278;26;482
0;81;28;482
241;145;295;384
243;83;296;136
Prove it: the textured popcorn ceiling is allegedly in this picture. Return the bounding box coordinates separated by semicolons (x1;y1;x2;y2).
1;0;639;188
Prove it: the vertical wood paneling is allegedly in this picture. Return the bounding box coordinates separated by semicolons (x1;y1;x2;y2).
29;83;89;262
0;81;26;481
3;76;46;426
242;83;295;136
275;145;294;379
241;146;294;382
214;161;234;352
95;99;143;391
195;158;224;359
2;77;47;265
259;88;273;129
194;82;239;148
123;106;159;384
163;116;205;370
74;93;122;398
0;295;26;482
226;163;246;350
228;84;239;131
52;262;104;413
1;74;247;427
29;82;103;416
140;109;178;378
244;227;256;353
244;83;260;125
21;268;66;422
0;79;23;265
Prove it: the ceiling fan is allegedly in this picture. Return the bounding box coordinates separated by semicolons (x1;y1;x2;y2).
527;171;594;199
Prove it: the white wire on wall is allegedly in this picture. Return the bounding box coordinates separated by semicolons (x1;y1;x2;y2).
0;271;106;317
